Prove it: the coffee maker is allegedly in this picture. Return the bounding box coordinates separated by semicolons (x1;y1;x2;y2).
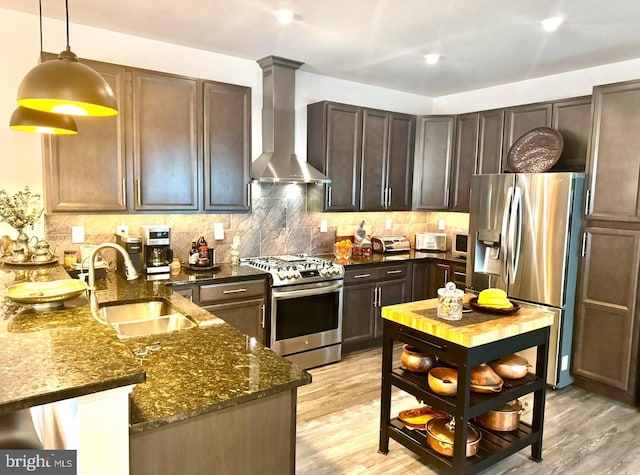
115;234;143;278
140;226;171;275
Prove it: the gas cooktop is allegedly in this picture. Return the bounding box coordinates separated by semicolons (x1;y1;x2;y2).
240;254;344;286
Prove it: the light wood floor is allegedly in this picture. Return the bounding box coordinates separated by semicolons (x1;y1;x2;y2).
296;345;640;474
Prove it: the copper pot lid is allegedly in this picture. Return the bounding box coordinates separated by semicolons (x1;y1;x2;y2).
426;417;481;445
489;399;523;413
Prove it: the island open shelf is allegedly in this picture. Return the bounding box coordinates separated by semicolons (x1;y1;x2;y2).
379;297;553;474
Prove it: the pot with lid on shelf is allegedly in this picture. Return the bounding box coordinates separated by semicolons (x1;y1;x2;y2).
425;416;481;457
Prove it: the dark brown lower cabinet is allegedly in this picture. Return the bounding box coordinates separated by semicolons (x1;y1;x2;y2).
342;263;409;351
130;390;296;475
572;227;640;405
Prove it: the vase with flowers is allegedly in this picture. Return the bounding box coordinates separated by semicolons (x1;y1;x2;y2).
0;186;43;260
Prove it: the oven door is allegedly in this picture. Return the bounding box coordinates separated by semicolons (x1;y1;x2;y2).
270;280;343;357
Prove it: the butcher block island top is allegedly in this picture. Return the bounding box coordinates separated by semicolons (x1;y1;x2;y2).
381;294;554;347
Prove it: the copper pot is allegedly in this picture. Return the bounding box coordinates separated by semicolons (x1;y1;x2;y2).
400;345;437;373
425;417;481;457
475;399;527;431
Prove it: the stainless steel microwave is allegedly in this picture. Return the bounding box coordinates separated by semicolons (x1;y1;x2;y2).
453;233;468;258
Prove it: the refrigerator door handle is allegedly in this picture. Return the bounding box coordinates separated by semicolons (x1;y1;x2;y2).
501;186;514;284
509;186;523;281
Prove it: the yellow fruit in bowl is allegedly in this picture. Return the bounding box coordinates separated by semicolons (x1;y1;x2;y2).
478;288;513;308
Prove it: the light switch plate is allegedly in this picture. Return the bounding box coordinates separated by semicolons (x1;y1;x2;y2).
561;354;569;371
438;219;446;230
71;226;85;243
320;220;328;233
385;218;392;230
213;222;224;240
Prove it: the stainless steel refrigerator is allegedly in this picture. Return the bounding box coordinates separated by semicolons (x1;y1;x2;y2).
466;172;584;388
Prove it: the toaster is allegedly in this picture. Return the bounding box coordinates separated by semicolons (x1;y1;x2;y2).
371;235;411;253
415;232;447;252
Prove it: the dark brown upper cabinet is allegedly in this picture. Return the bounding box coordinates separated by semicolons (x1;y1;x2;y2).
361;110;415;211
476;109;505;175
550;96;592;172
307;101;413;212
307;101;362;212
202;81;252;211
412;116;456;211
45;60;128;213
131;71;200;211
502;97;591;173
585;80;640;224
44;59;252;213
449;113;479;212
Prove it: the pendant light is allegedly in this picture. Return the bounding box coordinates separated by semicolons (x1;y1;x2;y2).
16;0;118;117
10;0;77;134
10;106;77;134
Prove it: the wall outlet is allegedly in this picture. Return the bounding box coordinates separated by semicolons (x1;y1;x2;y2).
561;354;569;371
71;226;85;243
320;220;328;233
116;225;128;236
385;218;392;230
438;219;446;230
213;222;224;240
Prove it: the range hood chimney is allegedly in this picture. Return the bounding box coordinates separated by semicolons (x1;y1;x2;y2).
252;56;330;184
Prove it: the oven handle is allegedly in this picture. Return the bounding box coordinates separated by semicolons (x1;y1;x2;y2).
271;282;343;299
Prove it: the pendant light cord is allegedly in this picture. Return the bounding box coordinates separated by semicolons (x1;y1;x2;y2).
65;0;70;51
38;0;42;53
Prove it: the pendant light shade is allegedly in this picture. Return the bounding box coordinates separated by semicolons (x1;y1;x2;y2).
17;48;118;117
16;0;118;117
10;105;78;134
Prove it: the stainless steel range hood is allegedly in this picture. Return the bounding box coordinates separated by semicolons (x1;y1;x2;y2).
252;56;330;184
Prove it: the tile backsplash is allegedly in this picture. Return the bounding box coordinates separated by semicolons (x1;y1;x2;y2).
44;184;469;264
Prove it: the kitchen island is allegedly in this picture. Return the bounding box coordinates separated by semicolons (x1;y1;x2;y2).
0;264;310;475
379;295;553;474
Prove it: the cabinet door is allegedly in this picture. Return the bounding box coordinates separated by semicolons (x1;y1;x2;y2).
342;282;376;350
585;81;640;223
203;298;266;344
450;113;479;212
550;96;592;172
451;262;467;289
44;60;128;212
476;109;505;175
503;103;552;171
386;113;416;210
132;71;200;211
573;227;640;404
203;81;251;211
412;116;456;210
307;102;362;211
411;261;431;301
429;262;451;298
360;109;389;211
375;278;408;337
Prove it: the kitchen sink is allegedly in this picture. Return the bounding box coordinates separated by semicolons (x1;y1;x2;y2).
99;298;197;338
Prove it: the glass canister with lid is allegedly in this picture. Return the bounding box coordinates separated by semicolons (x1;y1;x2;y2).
437;281;464;320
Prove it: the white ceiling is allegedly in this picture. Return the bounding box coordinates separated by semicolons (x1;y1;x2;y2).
1;0;640;97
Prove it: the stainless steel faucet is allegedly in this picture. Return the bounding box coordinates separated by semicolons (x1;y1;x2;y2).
86;242;139;320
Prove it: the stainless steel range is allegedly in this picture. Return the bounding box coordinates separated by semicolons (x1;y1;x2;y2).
241;254;344;369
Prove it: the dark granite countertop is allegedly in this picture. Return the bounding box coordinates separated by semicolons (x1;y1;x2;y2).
0;264;310;433
325;249;468;267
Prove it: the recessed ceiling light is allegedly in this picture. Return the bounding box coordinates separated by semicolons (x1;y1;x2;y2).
274;9;294;24
424;53;441;65
541;16;564;32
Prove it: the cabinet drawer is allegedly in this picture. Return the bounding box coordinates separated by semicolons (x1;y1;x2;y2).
199;279;265;304
345;263;409;285
452;263;467;287
173;285;194;302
